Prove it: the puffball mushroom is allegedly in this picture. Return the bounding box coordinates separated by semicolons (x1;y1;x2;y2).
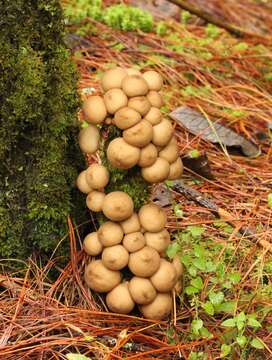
128;96;151;116
144;107;162;125
86;191;105;212
114;107;141;130
85;164;109;189
129;277;157;305
98;221;124;247
102;191;134;221
122;75;149;97
138;203;167;233
78;124;100;154
159;137;179;163
152;118;173;146
150;259;177;292
139;292;172;320
120;213;141;234
76;170;92;194
143;71;163;91
83;232;103;256
126;68;141;76
141;157;170;183
138;143;158;168
84;260;121;292
172;256;184;278
144;229;170;253
106;282;135;314
101;67;127;92
146;91;164;108
168;157;184;180
83;96;107;125
128;246;160;277
123;120;153;148
107;137;140;169
104;89;128;114
102;244;129;270
122;232;146;252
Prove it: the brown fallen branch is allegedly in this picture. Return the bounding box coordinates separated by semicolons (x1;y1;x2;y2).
168;0;272;41
172;180;272;253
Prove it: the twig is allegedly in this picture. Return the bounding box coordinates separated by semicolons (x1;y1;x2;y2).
167;0;272;41
172;180;272;253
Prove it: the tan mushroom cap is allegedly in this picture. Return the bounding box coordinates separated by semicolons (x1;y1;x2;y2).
150;259;177;292
144;229;170;253
76;170;92;194
139;292;172;320
106;282;135;314
128;96;151;116
102;191;134;221
104;88;128;114
107;137;140;169
84;260;121;292
85;164;109;189
138;203;167;233
121;74;149;97
129;277;157;305
83;232;103;256
143;71;163;91
101;67;127;92
83;96;107;124
114;107;141;130
102;244;129;270
98;221;124;247
138;143;158;168
168;157;184;180
128;246;160;277
123;119;153;148
141;157;170;183
78;125;100;154
86;191;105;212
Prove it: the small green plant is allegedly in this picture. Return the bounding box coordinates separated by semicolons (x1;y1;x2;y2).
180;10;191;24
156;21;168;36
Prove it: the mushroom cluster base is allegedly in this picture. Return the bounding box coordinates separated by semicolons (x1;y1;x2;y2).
77;66;184;320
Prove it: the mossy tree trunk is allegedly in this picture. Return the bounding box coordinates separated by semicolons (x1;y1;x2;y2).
0;0;86;260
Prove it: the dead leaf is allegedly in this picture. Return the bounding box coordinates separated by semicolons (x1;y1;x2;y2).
170;106;260;157
152;183;172;207
130;0;180;19
182;151;214;179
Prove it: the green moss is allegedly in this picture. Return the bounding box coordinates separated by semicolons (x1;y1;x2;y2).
0;0;86;260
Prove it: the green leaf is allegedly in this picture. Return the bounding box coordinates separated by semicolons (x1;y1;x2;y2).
166;242;181;259
192;258;206;271
191;276;204;290
236;312;246;331
165;180;174;188
188;149;200;158
237;311;246;322
193;244;205;258
188;266;197;277
203;302;214;316
66;354;92;360
236;335;247;347
200;326;213;339
208;291;224;305
181;254;192;268
216;301;236;314
268;193;272;208
228;272;241;284
185;286;199;295
247;318;262;328
187;225;205;238
220;344;231;358
191;319;203;334
221;318;236;327
250;338;265;349
174;204;184;218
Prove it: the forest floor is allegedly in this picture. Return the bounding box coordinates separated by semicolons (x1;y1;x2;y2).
1;1;272;359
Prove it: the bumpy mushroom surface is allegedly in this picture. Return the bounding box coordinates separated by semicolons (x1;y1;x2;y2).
120;213;141;234
144;229;170;253
126;68;141;76
144;107;162;125
138;203;167;232
121;75;149;97
129;277;157;305
146;91;164;108
106;282;135;314
83;96;107;124
114;107;141;130
86;191;105;212
107;137;140;169
98;221;124;247
84;260;121;292
128;96;151;116
139;292;172;320
123;120;153;148
104;89;128;114
143;71;163;91
102;245;129;270
159;137;179;164
102;191;134;221
128;246;160;277
168;158;183;180
152;119;173;146
101;67;127;92
141;157;170;183
122;232;146;252
150;259;177;292
76;170;92;194
78;125;100;154
138;143;158;168
83;232;103;256
85;164;109;189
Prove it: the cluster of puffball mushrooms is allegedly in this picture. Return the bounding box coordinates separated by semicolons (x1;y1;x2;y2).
76;67;184;320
